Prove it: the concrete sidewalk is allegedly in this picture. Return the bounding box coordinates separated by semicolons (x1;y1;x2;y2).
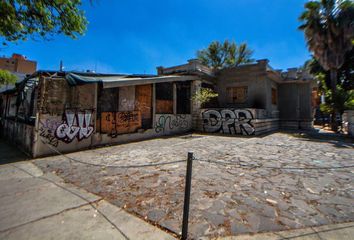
0;161;175;240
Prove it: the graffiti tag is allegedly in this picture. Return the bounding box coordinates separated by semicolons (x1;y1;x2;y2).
155;115;189;133
101;111;142;137
202;109;255;135
55;110;94;143
38;119;61;147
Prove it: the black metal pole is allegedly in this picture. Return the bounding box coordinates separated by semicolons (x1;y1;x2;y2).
182;152;193;240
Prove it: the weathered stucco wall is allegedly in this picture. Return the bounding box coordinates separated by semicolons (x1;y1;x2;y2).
91;114;192;146
2;119;35;155
278;83;313;129
216;67;268;110
31;77;194;157
215;61;280;119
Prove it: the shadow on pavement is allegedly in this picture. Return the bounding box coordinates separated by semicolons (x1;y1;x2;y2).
287;130;354;149
0;138;29;165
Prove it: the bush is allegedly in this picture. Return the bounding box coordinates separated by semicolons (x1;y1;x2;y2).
192;88;218;106
0;70;17;86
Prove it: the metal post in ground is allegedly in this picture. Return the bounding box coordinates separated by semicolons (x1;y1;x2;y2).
182;152;193;240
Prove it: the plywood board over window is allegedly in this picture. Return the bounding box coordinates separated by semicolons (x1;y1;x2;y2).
119;86;135;111
96;87;119;132
227;86;248;103
272;88;277;105
135;84;152;129
100;111;141;136
156;82;173;114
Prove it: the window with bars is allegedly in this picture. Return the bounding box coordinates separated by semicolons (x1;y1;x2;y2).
227;86;248;103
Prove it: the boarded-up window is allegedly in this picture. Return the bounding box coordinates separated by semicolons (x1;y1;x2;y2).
156;82;173;114
100;111;142;136
97;86;118;133
135;84;152;129
176;82;191;114
119;86;135;111
227;86;248;103
272;88;277;105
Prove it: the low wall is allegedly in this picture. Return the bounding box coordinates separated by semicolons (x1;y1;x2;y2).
280;120;313;130
195;108;279;136
92;114;192;146
33;113;192;157
342;110;354;136
1;119;35;155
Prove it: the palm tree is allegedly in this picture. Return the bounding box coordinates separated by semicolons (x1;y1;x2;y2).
197;40;254;70
299;0;354;131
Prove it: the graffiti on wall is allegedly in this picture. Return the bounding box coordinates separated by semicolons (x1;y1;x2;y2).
202;109;255;135
55;110;94;143
101;111;142;137
154;115;189;133
39;119;61;147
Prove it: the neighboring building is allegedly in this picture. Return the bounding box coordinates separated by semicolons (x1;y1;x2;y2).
0;59;317;157
0;53;37;74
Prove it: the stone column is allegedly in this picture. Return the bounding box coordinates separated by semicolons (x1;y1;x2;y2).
191;80;202;131
152;83;156;126
173;83;177;115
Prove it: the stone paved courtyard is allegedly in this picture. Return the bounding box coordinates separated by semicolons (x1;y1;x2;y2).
33;132;354;239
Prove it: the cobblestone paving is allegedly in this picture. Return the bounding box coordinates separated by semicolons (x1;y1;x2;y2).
34;132;354;239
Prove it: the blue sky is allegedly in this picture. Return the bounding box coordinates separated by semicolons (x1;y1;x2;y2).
1;0;311;74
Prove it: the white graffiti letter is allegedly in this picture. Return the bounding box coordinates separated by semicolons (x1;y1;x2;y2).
202;110;222;133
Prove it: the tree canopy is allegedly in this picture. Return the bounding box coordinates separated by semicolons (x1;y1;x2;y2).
0;0;88;45
299;0;354;85
197;40;254;70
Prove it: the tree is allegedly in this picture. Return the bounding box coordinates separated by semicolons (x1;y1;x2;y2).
0;69;17;86
0;0;88;45
197;40;254;70
305;47;354;122
299;0;354;130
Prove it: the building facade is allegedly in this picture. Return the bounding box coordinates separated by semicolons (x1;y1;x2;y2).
0;59;317;157
0;53;37;74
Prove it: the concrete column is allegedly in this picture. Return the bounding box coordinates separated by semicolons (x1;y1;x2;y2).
93;83;98;132
152;83;156;125
173;83;177;115
32;76;46;158
191;80;202;130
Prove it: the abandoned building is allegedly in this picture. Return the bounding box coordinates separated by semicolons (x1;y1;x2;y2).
0;59;317;157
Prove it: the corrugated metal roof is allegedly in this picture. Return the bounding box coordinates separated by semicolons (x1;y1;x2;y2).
100;75;200;88
1;71;200;94
64;72;199;87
